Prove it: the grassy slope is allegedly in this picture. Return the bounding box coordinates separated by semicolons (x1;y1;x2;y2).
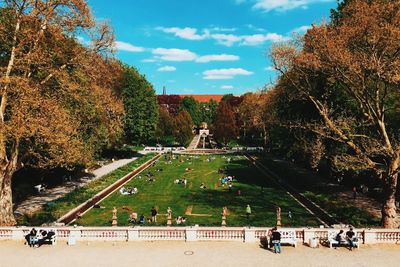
257;156;380;227
77;155;319;227
20;153;156;225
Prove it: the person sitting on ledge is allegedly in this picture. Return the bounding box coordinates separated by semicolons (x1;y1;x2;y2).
346;227;356;251
25;228;37;247
335;230;345;245
139;214;145;224
38;230;56;246
129;212;138;224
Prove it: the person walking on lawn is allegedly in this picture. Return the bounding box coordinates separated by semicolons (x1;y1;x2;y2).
151;207;157;223
246;204;251;219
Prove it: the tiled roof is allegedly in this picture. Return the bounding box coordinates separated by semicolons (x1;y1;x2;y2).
179;94;224;102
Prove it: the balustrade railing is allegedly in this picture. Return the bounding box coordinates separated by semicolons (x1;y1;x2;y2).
1;227;400;245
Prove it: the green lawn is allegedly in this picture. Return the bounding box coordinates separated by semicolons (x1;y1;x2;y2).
256;155;380;227
77;155;320;227
19;153;156;226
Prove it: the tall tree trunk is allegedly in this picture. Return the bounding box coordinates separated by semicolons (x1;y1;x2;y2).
0;163;17;226
381;171;398;228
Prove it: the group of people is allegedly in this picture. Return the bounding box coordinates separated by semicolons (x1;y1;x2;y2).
25;228;56;247
220;175;237;193
174;178;187;186
175;216;187;225
335;227;357;250
119;187;138;195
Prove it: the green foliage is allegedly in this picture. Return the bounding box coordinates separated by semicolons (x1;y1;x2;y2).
122;66;159;145
181;96;201;126
174;110;193;146
155;107;176;145
199;100;218;126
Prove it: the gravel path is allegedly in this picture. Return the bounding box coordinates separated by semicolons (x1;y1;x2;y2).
1;241;399;267
14;155;148;216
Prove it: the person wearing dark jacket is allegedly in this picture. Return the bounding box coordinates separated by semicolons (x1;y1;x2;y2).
271;227;281;254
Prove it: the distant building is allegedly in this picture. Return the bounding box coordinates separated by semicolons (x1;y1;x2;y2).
179;94;224;103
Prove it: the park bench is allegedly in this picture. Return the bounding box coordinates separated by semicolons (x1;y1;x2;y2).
28;230;56;247
264;229;297;248
328;229;359;249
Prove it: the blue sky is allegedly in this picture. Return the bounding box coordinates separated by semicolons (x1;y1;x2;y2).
87;0;338;95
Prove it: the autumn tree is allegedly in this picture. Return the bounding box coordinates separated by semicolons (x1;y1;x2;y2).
0;0;123;225
214;102;238;145
239;90;277;148
157;94;182;116
122;65;158;145
271;0;400;227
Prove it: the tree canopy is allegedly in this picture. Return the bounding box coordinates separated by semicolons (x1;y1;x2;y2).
269;0;400;228
122;66;158;145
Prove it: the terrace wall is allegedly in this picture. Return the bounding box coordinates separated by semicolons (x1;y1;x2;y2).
2;226;400;245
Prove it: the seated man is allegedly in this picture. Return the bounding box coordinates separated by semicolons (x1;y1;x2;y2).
25;228;37;247
38;230;56;246
346;227;356;250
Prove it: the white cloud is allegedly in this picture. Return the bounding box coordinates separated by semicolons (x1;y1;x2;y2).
196;54;240;63
115;41;145;52
221;85;234;89
158;66;177;72
157;27;208;40
245;24;266;32
150;48;240;63
141;58;157;63
152;48;198;61
209;27;237;32
210;33;242;47
252;0;334;12
291;25;312;33
203;68;253;80
265;66;275;71
241;33;289;45
158;26;288;46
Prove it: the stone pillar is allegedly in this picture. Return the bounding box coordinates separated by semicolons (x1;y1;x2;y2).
221;207;227;226
112;207;117;227
303;229;316;245
186;226;198;241
276;206;281;227
128;227;140;241
11;227;25;240
363;229;375;244
244;227;256;243
167;207;172;226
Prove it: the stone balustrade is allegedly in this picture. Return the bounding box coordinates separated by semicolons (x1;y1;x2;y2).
2;226;400;245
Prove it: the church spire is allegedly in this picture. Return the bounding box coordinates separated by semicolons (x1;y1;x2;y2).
162;86;166;95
